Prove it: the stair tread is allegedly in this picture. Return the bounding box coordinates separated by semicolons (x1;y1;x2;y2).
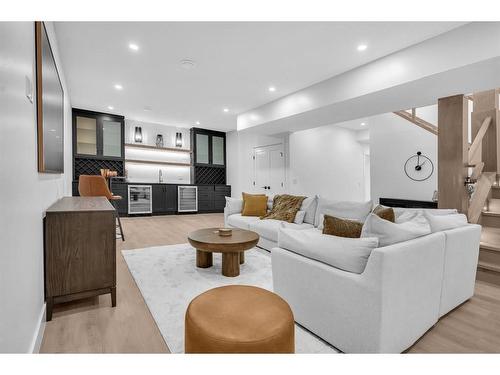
480;227;500;251
478;260;500;273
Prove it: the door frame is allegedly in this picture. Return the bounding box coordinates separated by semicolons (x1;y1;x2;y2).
252;143;286;193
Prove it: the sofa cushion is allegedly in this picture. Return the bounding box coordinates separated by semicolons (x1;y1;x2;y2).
322;214;363;238
301;196;319;225
315;198;372;228
361;213;431;246
278;227;379;274
225;197;243;216
424;212;468;232
249;219;313;242
394;207;457;223
227;214;260;230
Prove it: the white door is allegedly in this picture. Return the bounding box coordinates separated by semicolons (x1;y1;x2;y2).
253;144;285;196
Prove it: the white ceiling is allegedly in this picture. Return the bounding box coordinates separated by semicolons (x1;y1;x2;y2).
55;22;465;132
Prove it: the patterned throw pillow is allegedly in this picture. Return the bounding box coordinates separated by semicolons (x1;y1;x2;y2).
372;205;395;223
261;194;306;223
322;214;363;238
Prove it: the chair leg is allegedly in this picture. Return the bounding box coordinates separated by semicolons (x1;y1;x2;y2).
116;210;125;241
110;200;125;241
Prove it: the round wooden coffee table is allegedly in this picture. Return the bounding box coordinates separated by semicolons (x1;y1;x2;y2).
188;228;259;277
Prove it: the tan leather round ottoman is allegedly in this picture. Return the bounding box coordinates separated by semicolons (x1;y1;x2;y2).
185;285;294;353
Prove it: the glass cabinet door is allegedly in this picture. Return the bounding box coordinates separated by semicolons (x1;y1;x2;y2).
76;116;97;155
102;119;122;157
212;136;225;165
196;133;209;164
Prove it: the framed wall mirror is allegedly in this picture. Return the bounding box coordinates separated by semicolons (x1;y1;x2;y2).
35;21;64;173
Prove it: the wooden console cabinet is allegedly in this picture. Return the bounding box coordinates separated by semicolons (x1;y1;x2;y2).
44;197;116;321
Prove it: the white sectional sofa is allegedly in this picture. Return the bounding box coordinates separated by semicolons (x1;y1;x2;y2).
224;195;481;353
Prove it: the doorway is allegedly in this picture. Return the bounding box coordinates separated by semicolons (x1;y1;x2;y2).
253;143;286;196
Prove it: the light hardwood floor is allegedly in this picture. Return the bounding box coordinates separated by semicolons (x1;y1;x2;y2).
40;213;500;353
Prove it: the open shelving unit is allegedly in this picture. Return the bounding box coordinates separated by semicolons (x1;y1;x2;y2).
125;159;191;167
125;143;191;153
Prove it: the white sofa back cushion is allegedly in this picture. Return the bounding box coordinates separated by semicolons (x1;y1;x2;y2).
225;197;243;216
361;213;431;247
424;212;468;232
394;207;457;223
278;227;379;274
315;198;372;228
301;195;319;225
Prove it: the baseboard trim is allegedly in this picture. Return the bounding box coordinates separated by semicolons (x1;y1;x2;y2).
29;303;46;353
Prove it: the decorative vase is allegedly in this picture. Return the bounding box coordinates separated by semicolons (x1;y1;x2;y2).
156;134;164;148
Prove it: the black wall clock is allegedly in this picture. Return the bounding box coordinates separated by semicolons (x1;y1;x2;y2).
404;151;434;181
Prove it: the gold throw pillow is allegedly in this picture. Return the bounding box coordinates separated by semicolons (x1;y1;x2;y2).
241;195;268;216
322;214;363;238
261;194;306;223
373;205;395;223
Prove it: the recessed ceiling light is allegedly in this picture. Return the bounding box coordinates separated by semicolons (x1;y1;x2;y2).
357;44;367;51
128;43;139;51
180;59;196;70
196;121;200;125
361;122;366;126
107;106;114;110
114;84;123;90
223;108;229;113
268;86;276;92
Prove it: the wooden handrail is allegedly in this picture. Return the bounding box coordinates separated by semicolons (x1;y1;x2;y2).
468;116;492;165
470;162;485;181
393;110;438;135
468;172;496;223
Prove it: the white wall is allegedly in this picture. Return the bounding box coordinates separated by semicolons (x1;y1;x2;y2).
227;124;367;202
0;22;72;353
124;119;191;183
370;107;438;203
288;125;366;201
226;130;288;198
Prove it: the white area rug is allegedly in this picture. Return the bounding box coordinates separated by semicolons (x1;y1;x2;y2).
122;243;338;353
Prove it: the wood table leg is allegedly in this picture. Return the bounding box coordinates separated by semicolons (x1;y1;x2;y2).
196;250;213;268
222;252;240;277
239;251;245;264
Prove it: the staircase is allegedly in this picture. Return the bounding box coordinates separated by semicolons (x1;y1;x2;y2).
478;182;500;284
466;89;500;285
398;90;500;285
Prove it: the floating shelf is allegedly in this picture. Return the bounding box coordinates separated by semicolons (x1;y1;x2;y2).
125;159;191;167
125;143;192;153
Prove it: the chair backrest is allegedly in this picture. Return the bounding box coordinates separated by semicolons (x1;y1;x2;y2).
78;175;113;199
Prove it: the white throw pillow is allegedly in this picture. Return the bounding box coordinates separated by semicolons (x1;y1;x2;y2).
301;195;319;225
225;197;243;215
424;212;468;232
315;198;373;227
278;227;378;274
293;210;306;224
361;213;431;247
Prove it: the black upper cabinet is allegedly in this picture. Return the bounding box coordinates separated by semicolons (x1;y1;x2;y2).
191;128;226;167
73;108;125;160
